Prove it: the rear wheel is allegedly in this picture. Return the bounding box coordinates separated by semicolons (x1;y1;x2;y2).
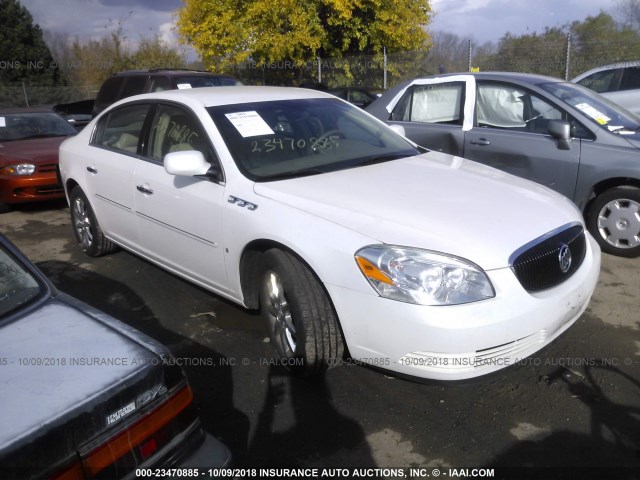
69;186;118;257
259;249;344;376
587;186;640;258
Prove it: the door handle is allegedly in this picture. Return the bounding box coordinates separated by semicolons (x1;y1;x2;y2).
136;185;154;195
470;138;491;146
86;166;98;174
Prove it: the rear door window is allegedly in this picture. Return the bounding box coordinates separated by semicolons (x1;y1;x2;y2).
620;67;640;91
92;103;151;155
148;76;171;92
121;76;149;98
576;68;622;93
391;82;465;124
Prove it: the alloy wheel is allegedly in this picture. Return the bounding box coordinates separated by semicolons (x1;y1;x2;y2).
263;270;297;357
72;195;93;250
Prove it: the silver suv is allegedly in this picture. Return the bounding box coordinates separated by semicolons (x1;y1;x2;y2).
573;61;640;115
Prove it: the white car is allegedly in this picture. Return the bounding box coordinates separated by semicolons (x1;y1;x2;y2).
59;86;601;381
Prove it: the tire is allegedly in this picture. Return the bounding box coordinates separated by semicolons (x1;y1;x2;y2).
586;186;640;258
259;249;344;377
69;186;118;257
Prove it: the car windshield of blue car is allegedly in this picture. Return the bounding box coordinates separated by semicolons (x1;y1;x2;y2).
0;244;45;319
540;82;640;133
208;98;421;181
0;112;77;142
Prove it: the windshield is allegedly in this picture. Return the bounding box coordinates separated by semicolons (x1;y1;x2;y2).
208;98;421;181
0;112;77;142
0;242;46;318
540;81;640;133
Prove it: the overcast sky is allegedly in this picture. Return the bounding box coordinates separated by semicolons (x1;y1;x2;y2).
431;0;617;44
21;0;619;53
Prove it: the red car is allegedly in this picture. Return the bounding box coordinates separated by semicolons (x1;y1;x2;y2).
0;108;77;207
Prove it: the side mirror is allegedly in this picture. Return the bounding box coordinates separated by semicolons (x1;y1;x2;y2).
547;120;572;151
164;150;213;177
389;124;406;137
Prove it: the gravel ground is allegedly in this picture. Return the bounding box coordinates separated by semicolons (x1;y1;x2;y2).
2;200;639;479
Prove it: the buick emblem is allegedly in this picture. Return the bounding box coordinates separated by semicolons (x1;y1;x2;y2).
558;243;572;273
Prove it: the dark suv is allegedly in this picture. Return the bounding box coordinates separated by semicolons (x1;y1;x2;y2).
92;69;243;116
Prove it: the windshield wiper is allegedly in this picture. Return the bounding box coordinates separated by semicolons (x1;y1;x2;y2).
608;125;640;134
261;168;326;181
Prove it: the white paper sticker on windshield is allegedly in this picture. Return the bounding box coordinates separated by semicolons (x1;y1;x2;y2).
0;117;5;127
177;83;192;89
225;111;274;137
575;103;611;125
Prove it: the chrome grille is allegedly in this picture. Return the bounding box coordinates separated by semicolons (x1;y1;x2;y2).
511;224;586;292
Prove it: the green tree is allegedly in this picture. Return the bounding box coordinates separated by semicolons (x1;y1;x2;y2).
0;0;63;86
479;28;568;78
130;36;186;71
176;0;432;83
568;11;640;76
470;11;640;79
424;31;473;74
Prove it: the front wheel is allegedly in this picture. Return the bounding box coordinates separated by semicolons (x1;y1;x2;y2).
259;249;344;377
69;186;118;257
586;186;640;258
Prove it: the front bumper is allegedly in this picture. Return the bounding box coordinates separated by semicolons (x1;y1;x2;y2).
327;234;601;381
0;172;64;204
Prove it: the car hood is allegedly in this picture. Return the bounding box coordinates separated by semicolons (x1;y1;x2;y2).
0;295;170;474
253;152;582;270
0;136;68;164
622;134;640;149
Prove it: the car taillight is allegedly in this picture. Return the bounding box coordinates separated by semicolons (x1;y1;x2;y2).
52;384;194;480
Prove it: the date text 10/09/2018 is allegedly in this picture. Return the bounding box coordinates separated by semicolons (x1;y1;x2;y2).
135;467;496;478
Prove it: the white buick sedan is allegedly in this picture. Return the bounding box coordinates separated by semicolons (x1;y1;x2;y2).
59;86;601;381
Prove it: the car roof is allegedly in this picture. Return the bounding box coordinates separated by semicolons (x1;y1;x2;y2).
406;71;564;85
120;86;334;109
572;61;640;82
470;71;563;84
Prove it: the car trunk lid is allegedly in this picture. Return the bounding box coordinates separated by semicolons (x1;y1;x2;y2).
0;299;188;478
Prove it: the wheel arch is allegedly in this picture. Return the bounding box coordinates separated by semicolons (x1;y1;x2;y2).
239;239;334;312
64;178;80;202
583;177;640;215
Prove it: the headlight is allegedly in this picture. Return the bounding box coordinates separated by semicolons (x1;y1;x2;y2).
355;245;495;306
0;163;36;175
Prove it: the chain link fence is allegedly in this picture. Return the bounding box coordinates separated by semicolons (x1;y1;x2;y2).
2;36;639;107
240;36;640;89
0;84;98;108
